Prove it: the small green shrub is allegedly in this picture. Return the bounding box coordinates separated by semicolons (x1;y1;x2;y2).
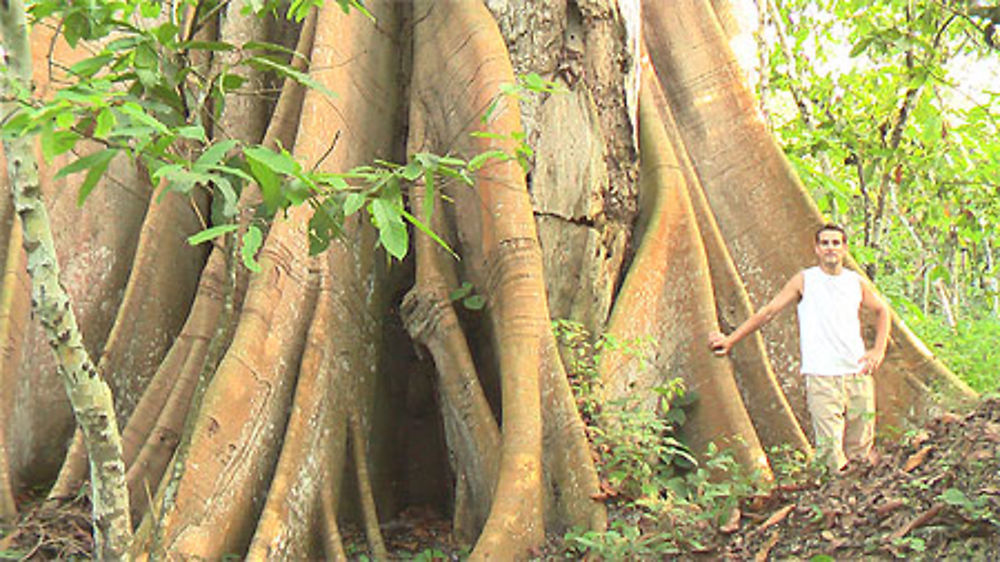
553;320;765;559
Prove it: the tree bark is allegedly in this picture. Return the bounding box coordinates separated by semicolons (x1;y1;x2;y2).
0;0;979;559
1;1;132;558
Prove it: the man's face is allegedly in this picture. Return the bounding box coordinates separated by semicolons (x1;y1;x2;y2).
815;230;847;269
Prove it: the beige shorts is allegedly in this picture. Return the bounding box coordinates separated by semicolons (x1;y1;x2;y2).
805;372;875;471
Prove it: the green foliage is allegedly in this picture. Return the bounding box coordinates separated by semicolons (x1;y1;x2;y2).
243;0;372;23
889;535;927;555
896;304;1000;393
762;0;1000;390
408;547;448;561
764;0;999;276
939;487;1000;527
590;386;697;500
5;0;537;270
449;281;485;311
553;320;765;559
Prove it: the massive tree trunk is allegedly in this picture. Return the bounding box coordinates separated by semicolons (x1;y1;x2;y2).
0;0;976;559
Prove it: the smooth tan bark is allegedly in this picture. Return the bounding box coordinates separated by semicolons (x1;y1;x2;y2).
48;187;209;502
642;57;811;454
244;255;347;560
409;1;549;556
601;72;770;477
246;2;401;556
142;211;318;558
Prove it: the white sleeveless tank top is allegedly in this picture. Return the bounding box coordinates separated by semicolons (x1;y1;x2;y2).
797;266;866;375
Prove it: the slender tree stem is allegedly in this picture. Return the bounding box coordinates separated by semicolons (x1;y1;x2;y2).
0;1;132;559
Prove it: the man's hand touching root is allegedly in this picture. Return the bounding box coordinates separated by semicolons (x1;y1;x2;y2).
708;331;731;356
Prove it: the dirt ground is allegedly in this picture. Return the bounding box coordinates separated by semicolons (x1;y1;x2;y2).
718;396;1000;561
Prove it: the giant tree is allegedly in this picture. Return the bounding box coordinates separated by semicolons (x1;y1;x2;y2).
0;0;976;559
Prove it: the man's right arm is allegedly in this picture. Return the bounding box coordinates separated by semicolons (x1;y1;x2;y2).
708;272;804;356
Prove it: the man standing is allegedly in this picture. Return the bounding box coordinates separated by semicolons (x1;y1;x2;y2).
708;224;891;472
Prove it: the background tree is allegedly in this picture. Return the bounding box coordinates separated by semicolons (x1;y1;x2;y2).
0;0;981;559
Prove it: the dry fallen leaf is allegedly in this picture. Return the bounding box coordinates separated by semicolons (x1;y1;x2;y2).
903;445;933;472
757;503;796;533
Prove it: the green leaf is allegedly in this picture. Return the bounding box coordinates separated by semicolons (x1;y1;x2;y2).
196;140;240;169
152;22;181;46
849;37;873;57
55;109;76;129
177;125;207;142
399;206;456;259
243;145;300;176
370;198;408;259
344;192;366;216
939;488;970;507
213;177;239;219
187;224;240;245
62;12;87;47
41;129;81;163
69;53;113;78
449;281;473;301
246;156;281;214
468;149;509;171
247;55;337;100
119;102;170;134
54;148;117;180
243;40;302;58
75;150;117;205
421;170;435;224
463;295;486;310
242;225;264;272
436;156;465;167
94;107;116;139
413;152;439;169
285;177;312;206
469;131;506;140
140;1;161;18
307;199;345;254
106;35;146;53
220;73;247;92
154;165;209;196
519;72;566;94
333;0;374;19
401;161;422;181
134;42;159;73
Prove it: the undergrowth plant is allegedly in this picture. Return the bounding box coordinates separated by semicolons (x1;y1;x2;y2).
552;320;767;558
894;305;1000;394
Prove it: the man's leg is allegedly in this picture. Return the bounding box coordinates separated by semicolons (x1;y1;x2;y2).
843;372;876;464
805;374;848;471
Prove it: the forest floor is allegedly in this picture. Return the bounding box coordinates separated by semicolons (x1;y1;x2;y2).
711;395;1000;561
1;398;998;560
367;396;1000;560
